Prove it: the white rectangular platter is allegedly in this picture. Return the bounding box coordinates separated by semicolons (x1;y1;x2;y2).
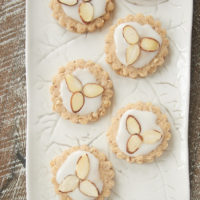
26;0;193;199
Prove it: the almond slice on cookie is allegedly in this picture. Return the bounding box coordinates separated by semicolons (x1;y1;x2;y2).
79;180;99;198
142;130;162;144
65;74;82;93
126;134;143;154
123;25;139;45
83;83;104;98
126;44;140;65
58;0;78;6
58;175;79;193
79;2;94;23
126;115;141;134
140;37;160;52
70;92;85;113
76;154;90;180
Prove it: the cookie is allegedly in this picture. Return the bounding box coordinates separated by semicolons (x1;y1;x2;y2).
50;0;115;33
50;145;115;200
107;102;171;163
50;59;113;124
105;14;169;78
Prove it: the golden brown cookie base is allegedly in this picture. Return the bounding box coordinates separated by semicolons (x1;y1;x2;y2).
50;59;113;124
50;145;115;200
50;0;115;33
107;102;171;164
105;14;169;78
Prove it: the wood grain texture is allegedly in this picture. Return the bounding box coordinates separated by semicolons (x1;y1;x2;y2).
0;0;26;199
0;0;199;199
189;0;200;199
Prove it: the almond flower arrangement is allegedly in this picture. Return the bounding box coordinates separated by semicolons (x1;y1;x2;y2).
65;74;104;113
58;0;97;23
126;115;162;154
58;154;100;198
123;25;160;65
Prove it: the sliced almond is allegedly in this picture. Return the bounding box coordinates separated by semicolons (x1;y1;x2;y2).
140;37;160;52
70;92;84;113
126;44;140;65
142;130;162;144
76;154;90;180
83;83;104;98
123;25;139;45
126;115;141;134
58;175;79;193
126;134;143;154
58;0;78;6
65;74;82;93
79;180;99;198
79;2;94;23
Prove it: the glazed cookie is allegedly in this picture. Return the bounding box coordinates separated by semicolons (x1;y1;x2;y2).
107;102;171;163
50;146;115;200
50;0;115;33
105;14;169;78
50;60;113;124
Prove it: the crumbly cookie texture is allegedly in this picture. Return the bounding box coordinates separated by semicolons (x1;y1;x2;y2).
105;14;169;78
50;0;114;33
107;102;171;163
50;145;115;200
50;59;113;124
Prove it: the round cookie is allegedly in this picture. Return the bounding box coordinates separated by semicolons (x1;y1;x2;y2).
50;59;113;124
107;102;171;163
105;14;169;78
50;145;115;200
50;0;115;33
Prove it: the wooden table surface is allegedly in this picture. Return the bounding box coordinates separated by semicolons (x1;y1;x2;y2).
0;0;199;199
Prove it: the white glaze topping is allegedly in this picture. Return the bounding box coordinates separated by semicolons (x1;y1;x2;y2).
116;109;163;157
61;0;107;23
60;68;102;115
114;22;162;68
56;150;103;200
